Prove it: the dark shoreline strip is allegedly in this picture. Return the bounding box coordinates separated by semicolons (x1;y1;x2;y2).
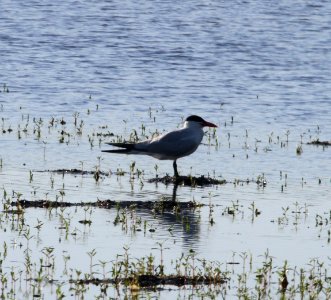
67;274;227;287
307;139;331;146
10;199;203;210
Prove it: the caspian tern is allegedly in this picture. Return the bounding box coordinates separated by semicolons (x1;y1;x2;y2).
102;115;217;177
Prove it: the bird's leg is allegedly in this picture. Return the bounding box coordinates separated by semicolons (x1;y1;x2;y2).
173;160;179;178
172;183;178;202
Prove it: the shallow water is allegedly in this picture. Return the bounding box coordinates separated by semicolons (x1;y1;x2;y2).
1;0;331;298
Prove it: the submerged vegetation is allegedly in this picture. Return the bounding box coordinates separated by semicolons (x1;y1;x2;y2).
0;223;330;299
307;139;331;146
148;174;227;186
0;101;330;299
11;198;203;210
1;188;331;299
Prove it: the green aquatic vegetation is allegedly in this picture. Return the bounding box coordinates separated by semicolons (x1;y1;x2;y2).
149;174;226;187
55;284;65;299
285;130;290;144
208;202;215;225
58;209;72;239
129;161;136;180
73;112;79;127
0;223;331;299
17;124;22;140
254;250;274;298
274;202;309;228
307;139;331;147
222;200;241;217
2;83;9;93
248;201;261;222
34;219;43;231
68;246;229;288
129;129;139;143
41;246;55;275
93;166;100;182
277;260;289;293
57;188;66;202
87;248;97;278
76;120;84;135
0;107;330;299
29;170;33;183
256;173;267;187
296;144;303;155
79;206;93;225
116;168;125;176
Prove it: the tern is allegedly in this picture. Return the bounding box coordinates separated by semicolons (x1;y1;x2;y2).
102;115;217;177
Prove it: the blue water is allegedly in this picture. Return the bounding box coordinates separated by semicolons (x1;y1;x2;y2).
1;1;331;298
1;0;330;131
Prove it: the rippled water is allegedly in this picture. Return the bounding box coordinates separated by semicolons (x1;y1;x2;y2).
1;0;331;298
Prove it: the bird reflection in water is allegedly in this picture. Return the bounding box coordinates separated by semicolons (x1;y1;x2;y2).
153;182;201;249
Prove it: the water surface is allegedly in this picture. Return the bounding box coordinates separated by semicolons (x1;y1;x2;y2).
1;0;330;298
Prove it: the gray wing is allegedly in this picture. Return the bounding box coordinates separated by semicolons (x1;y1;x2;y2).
145;128;203;159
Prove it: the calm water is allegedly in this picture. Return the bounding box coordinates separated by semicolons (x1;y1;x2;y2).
1;0;331;298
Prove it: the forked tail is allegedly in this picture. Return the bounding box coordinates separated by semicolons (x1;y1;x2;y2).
102;142;135;154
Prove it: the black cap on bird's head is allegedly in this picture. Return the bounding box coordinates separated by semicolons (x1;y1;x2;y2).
185;115;217;128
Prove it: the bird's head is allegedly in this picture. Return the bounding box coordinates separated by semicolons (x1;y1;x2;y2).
185;115;218;128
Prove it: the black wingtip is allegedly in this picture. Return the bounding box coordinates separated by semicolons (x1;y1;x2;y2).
102;149;131;154
105;142;135;150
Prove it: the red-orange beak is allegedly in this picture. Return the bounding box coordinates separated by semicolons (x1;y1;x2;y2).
202;120;218;128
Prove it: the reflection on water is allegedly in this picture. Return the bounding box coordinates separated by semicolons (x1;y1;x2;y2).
0;0;330;298
157;183;201;249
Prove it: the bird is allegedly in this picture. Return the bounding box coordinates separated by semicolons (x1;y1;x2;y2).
102;115;217;178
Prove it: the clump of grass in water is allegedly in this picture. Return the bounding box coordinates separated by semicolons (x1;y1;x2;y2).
2;83;9;93
78;206;93;225
296;145;303;155
307;139;331;147
0;223;331;299
68;246;229;288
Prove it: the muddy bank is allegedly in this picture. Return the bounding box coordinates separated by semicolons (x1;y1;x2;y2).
148;175;226;186
37;169;267;187
36;168;113;178
149;175;266;187
38;169;227;186
69;274;227;287
10;198;203;210
307;139;331;146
